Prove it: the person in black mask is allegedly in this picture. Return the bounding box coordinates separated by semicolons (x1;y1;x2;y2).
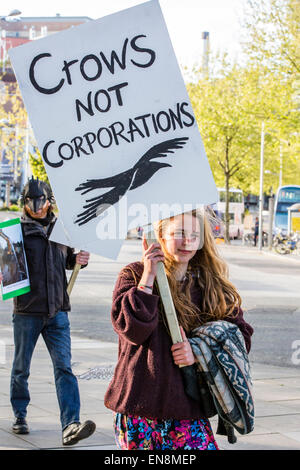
10;177;96;446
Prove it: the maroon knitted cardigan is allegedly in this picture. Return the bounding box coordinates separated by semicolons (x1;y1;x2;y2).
104;262;254;420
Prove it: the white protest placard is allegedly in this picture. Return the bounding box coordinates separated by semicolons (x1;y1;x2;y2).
9;0;217;259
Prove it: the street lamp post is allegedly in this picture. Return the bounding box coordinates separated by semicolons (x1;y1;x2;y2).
279;142;283;188
22;118;30;189
258;122;265;251
1;30;6;74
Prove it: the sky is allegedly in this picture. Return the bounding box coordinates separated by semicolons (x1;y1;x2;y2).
2;0;246;73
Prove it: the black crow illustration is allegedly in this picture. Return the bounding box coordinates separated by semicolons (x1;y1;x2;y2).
74;136;189;226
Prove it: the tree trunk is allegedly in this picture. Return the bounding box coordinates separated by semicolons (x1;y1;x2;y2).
224;140;230;244
5;182;10;208
225;172;230;244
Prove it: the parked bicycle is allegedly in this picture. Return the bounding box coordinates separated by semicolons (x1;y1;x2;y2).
243;229;268;246
273;231;300;255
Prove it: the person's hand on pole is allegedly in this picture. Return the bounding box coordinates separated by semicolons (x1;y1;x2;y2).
171;326;195;366
75;251;90;266
138;236;164;293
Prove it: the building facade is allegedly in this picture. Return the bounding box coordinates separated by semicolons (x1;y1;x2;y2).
0;15;92;64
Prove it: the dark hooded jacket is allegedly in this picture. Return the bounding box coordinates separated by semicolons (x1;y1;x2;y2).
13;212;82;318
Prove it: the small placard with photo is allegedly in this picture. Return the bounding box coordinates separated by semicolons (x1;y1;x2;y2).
0;218;30;300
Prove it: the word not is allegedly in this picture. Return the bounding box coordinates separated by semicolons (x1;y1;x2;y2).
75;82;128;122
42;102;195;168
29;35;156;95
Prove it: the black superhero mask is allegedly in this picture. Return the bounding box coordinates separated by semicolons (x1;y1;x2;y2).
21;177;54;213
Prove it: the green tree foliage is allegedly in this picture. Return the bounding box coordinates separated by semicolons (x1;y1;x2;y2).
0;81;28;190
0;81;52;193
242;0;300;75
241;0;300;186
29;150;49;184
188;62;258;241
187;57;297;240
187;0;299;241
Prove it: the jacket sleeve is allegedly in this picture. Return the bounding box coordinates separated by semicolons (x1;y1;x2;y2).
226;307;254;353
111;267;160;345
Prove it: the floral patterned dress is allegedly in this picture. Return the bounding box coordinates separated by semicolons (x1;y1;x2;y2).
114;413;219;450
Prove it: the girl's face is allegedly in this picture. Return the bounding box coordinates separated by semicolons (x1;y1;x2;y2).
162;214;201;264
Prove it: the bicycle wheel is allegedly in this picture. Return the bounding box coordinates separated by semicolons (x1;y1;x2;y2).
275;243;289;254
243;234;253;246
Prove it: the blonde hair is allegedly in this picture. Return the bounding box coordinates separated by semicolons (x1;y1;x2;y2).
155;210;241;333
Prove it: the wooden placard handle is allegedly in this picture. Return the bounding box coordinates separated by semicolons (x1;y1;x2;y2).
145;229;185;367
67;262;81;296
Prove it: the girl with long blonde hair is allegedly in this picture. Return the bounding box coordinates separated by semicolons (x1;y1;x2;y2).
104;209;253;450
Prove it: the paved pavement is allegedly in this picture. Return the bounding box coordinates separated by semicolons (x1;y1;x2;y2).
1;324;300;450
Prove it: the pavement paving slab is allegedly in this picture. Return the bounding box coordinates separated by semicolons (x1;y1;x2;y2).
1;324;300;451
